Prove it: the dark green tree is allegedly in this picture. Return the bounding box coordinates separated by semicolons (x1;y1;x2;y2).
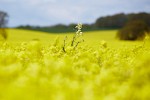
117;20;150;40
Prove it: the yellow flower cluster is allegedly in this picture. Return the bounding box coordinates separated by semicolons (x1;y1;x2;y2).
0;39;150;100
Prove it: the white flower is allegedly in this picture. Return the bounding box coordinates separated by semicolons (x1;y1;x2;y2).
75;23;82;30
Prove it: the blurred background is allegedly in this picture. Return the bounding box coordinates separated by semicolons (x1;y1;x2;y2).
0;0;150;41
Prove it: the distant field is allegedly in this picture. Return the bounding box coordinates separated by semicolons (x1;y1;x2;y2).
6;28;58;43
7;29;117;42
5;28;142;48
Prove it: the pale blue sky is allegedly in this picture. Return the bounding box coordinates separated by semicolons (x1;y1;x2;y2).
0;0;150;27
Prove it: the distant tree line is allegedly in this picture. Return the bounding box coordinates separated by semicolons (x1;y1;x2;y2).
95;12;150;28
95;13;128;28
16;12;150;34
17;23;98;33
